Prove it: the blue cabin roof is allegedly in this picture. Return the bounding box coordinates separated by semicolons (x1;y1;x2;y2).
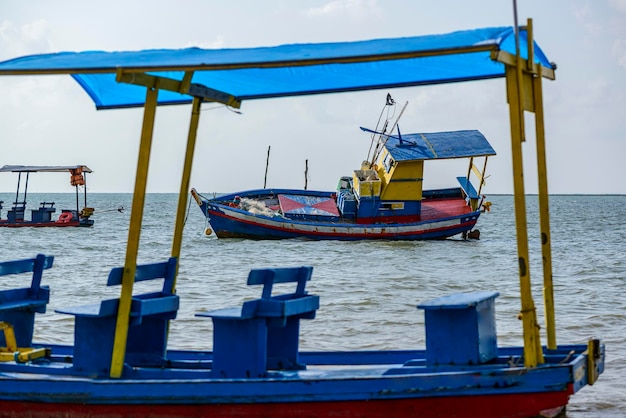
383;130;496;162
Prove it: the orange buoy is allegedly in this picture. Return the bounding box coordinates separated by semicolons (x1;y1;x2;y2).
56;212;73;223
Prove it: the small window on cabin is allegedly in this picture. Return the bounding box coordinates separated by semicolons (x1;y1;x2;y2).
382;154;394;173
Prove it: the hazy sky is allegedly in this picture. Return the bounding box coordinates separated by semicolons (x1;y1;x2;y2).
0;0;624;195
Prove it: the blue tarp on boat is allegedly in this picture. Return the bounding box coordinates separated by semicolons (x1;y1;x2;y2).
0;27;553;110
384;130;496;161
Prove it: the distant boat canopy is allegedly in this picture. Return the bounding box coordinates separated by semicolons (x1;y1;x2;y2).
0;26;554;110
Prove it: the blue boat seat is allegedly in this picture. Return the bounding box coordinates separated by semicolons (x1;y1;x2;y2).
196;266;319;378
418;291;499;366
7;202;26;222
56;257;179;376
0;254;54;362
457;176;481;210
31;202;56;223
457;176;479;200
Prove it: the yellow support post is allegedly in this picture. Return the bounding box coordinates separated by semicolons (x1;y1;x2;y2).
171;96;202;280
466;157;473;183
0;322;17;352
110;84;159;378
477;157;488;195
505;63;544;367
527;19;557;350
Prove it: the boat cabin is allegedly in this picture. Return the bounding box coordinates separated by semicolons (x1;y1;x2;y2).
337;130;496;222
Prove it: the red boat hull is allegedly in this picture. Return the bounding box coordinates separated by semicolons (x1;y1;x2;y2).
0;388;572;418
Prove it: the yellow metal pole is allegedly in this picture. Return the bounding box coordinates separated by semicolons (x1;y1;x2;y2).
505;65;543;367
528;20;556;350
477;157;488;196
534;73;556;350
533;69;557;350
171;97;202;282
110;85;159;378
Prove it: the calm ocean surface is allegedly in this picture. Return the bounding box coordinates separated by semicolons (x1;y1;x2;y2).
0;192;624;417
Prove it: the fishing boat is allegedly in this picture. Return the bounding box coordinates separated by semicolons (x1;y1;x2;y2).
0;19;605;418
190;97;495;240
0;165;94;227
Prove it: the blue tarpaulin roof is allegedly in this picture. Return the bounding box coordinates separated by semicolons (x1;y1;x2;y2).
0;26;553;109
383;130;496;161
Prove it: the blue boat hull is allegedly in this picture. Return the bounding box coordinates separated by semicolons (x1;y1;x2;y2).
0;344;603;418
194;189;481;240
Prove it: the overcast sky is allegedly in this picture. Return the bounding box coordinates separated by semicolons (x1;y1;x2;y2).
1;0;624;195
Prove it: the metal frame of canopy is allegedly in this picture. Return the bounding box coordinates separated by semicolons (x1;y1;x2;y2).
0;18;567;378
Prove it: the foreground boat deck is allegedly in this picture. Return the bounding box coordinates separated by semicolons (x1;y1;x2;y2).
0;344;595;393
419;197;474;221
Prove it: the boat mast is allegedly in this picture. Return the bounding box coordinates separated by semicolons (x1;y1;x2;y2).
370;98;408;168
264;145;271;188
304;159;308;190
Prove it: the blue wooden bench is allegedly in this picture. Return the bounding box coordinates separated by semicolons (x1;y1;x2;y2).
196;266;319;378
31;202;56;223
7;202;26;222
457;176;481;211
0;254;54;362
457;176;479;200
56;257;179;376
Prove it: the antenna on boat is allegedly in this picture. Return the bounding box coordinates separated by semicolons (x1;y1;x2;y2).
369;98;408;167
304;159;308;190
263;145;271;188
366;94;395;167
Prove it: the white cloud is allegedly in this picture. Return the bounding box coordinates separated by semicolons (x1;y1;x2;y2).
305;0;382;19
573;4;604;38
613;39;626;69
609;0;626;13
0;19;52;59
186;36;225;50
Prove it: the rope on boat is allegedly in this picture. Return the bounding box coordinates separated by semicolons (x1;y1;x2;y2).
93;206;125;214
183;194;192;228
203;203;212;236
366;96;394;163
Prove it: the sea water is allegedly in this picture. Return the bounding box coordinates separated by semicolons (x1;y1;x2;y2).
0;193;624;417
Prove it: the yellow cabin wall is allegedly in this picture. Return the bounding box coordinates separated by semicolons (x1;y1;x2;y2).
375;149;424;201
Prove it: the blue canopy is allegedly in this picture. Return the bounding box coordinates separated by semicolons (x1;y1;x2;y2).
383;130;496;161
0;26;553;109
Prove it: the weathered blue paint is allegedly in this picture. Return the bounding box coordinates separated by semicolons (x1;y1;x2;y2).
418;292;499;366
54;258;179;376
378;130;496;161
0;254;53;347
